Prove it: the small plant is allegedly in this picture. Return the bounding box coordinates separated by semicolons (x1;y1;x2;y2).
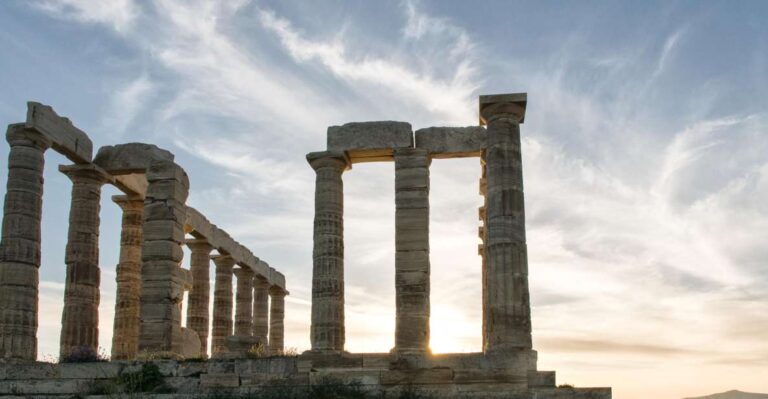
558;383;575;389
246;343;269;359
60;346;109;363
310;376;367;399
136;350;184;361
272;346;300;358
87;363;175;395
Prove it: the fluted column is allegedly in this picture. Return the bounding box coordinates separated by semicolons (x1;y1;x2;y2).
233;267;254;337
479;154;488;351
307;151;350;353
393;148;431;356
0;126;50;360
211;254;235;354
59;164;111;359
111;195;144;360
269;286;285;355
185;239;213;356
252;276;270;344
480;93;532;354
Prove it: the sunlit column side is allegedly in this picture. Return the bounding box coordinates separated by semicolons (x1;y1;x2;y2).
252;276;270;345
479;154;489;351
211;254;235;354
185;238;213;356
233;266;254;337
269;286;285;355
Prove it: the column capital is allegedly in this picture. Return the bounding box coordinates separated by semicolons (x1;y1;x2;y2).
6;124;51;150
479;93;527;125
112;195;144;211
212;254;236;270
233;266;254;279
253;275;270;288
59;164;114;185
269;286;287;297
186;238;214;254
306;150;351;172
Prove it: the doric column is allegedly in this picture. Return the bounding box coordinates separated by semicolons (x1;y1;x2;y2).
211;254;235;354
393;148;431;356
185;239;213;356
111;195;144;360
269;286;285;355
233;267;254;337
480;93;532;354
252;276;270;344
59;164;111;359
479;154;489;351
307;151;350;353
0;126;50;360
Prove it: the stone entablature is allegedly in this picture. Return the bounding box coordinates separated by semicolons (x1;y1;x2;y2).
0;102;288;362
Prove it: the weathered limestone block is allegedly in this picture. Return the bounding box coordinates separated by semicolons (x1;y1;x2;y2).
186;239;213;356
327;121;413;162
181;327;202;359
308;151;350;353
269;287;286;355
93;143;174;174
212;254;235;355
138;160;189;356
393;148;430;356
252;276;270;344
479;93;533;355
223;335;262;358
25;102;93;163
111;195;144;360
58;164;112;359
0;126;50;360
414;126;487;158
234;267;255;337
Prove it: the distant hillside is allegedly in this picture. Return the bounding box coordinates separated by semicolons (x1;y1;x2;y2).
685;390;768;399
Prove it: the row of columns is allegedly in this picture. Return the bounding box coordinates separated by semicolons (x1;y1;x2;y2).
307;95;532;357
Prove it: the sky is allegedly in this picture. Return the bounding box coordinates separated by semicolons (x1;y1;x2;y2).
0;1;766;398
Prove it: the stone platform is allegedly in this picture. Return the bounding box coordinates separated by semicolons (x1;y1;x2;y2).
0;354;611;398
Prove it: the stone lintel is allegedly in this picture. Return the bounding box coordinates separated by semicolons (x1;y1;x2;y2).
113;173;148;199
479;93;527;125
326;121;413;163
414;126;486;159
25;102;93;163
93;143;174;175
58;163;115;184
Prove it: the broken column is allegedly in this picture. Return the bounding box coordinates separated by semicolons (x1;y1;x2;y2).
59;164;111;359
479;94;533;356
211;254;235;354
307;151;349;353
138;160;189;356
393;148;431;357
252;276;270;345
269;286;285;354
111;195;144;360
0;126;50;360
233;267;254;337
185;239;213;356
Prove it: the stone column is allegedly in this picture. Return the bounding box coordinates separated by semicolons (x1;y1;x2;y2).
252;276;270;344
480;93;532;354
233;267;254;337
211;254;235;354
269;287;285;355
307;151;349;353
393;148;431;356
59;164;111;359
479;154;489;351
185;239;213;356
111;195;144;360
138;160;189;356
0;126;50;361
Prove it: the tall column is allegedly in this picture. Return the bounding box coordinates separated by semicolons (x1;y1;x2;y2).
269;286;285;355
185;239;213;356
111;195;144;360
480;93;532;354
307;151;349;353
393;148;431;356
252;276;270;344
59;164;111;359
233;267;254;337
479;154;489;351
0;126;50;360
211;254;235;354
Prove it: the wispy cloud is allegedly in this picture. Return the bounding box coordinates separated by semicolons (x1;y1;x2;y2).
31;0;138;33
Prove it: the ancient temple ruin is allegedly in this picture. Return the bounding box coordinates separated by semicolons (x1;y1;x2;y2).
0;95;611;398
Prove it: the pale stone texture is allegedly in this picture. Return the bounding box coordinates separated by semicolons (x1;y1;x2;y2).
307;151;350;352
111;195;144;360
479;94;533;355
393;148;431;356
25;102;92;163
269;287;286;354
234;267;254;337
185;239;213;357
181;327;202;359
58;164;111;359
211;254;235;354
138;160;189;356
0;126;50;360
252;276;270;345
327;121;413;162
479;153;489;351
414;126;487;159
